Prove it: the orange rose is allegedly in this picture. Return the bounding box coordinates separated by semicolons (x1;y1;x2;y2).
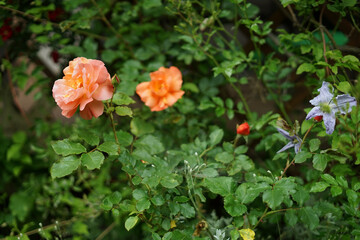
52;57;114;120
136;66;185;111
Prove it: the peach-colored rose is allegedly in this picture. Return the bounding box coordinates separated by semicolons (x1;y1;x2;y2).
52;57;114;120
136;66;185;111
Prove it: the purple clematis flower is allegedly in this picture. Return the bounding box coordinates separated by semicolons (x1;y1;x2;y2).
276;128;302;154
305;81;357;135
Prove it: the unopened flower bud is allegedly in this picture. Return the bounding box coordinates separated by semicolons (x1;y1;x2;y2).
237;122;250;136
314;115;323;122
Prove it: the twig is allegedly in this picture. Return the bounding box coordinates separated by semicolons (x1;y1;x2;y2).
90;0;134;56
95;222;116;240
1;219;76;240
287;5;300;27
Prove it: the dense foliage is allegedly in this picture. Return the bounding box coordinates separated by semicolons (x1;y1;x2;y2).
1;0;360;239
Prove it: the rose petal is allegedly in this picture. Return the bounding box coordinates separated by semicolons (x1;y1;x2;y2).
165;91;184;106
80;100;104;120
92;84;114;101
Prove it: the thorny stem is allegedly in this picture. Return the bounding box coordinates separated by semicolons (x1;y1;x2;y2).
0;5;106;40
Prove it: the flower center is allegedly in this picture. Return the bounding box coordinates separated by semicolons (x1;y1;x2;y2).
68;77;83;89
319;102;331;114
150;79;168;96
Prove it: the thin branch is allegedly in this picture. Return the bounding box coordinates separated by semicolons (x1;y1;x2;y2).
90;0;134;56
1;218;76;240
95;222;116;240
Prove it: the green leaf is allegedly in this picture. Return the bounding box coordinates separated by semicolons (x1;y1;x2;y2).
151;195;165;206
72;221;89;235
100;197;113;211
224;195;247;216
135;135;164;155
274;178;296;195
81;151;105;170
161;175;180;188
330;185;343;197
310;182;330;192
7;144;22;160
109;191;122;204
112;91;130;104
294;151;312;164
9;191;34;221
336;81;351;93
51;139;86;156
115;106;133;117
292;186;309;206
51;155;81;179
98;141;119;155
161;218;171;231
296;63;315;74
209;129;224;146
180;203;195;218
299;207;319;230
215;151;234;163
136;199;151;211
143;0;162;9
321;174;338;186
285;209;298;226
313;154;328;171
203;177;234;196
117;130;133;147
133;189;147;200
182;83;199;93
346;189;358;205
262;189;284;209
125;216;139;231
130;118;155;137
342;0;357;7
309;139;320;152
12;131;26;144
236;183;271;204
336;176;349;188
280;0;299;7
79;131;99;146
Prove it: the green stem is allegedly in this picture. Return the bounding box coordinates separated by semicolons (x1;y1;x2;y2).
199;146;215;158
253;206;268;228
